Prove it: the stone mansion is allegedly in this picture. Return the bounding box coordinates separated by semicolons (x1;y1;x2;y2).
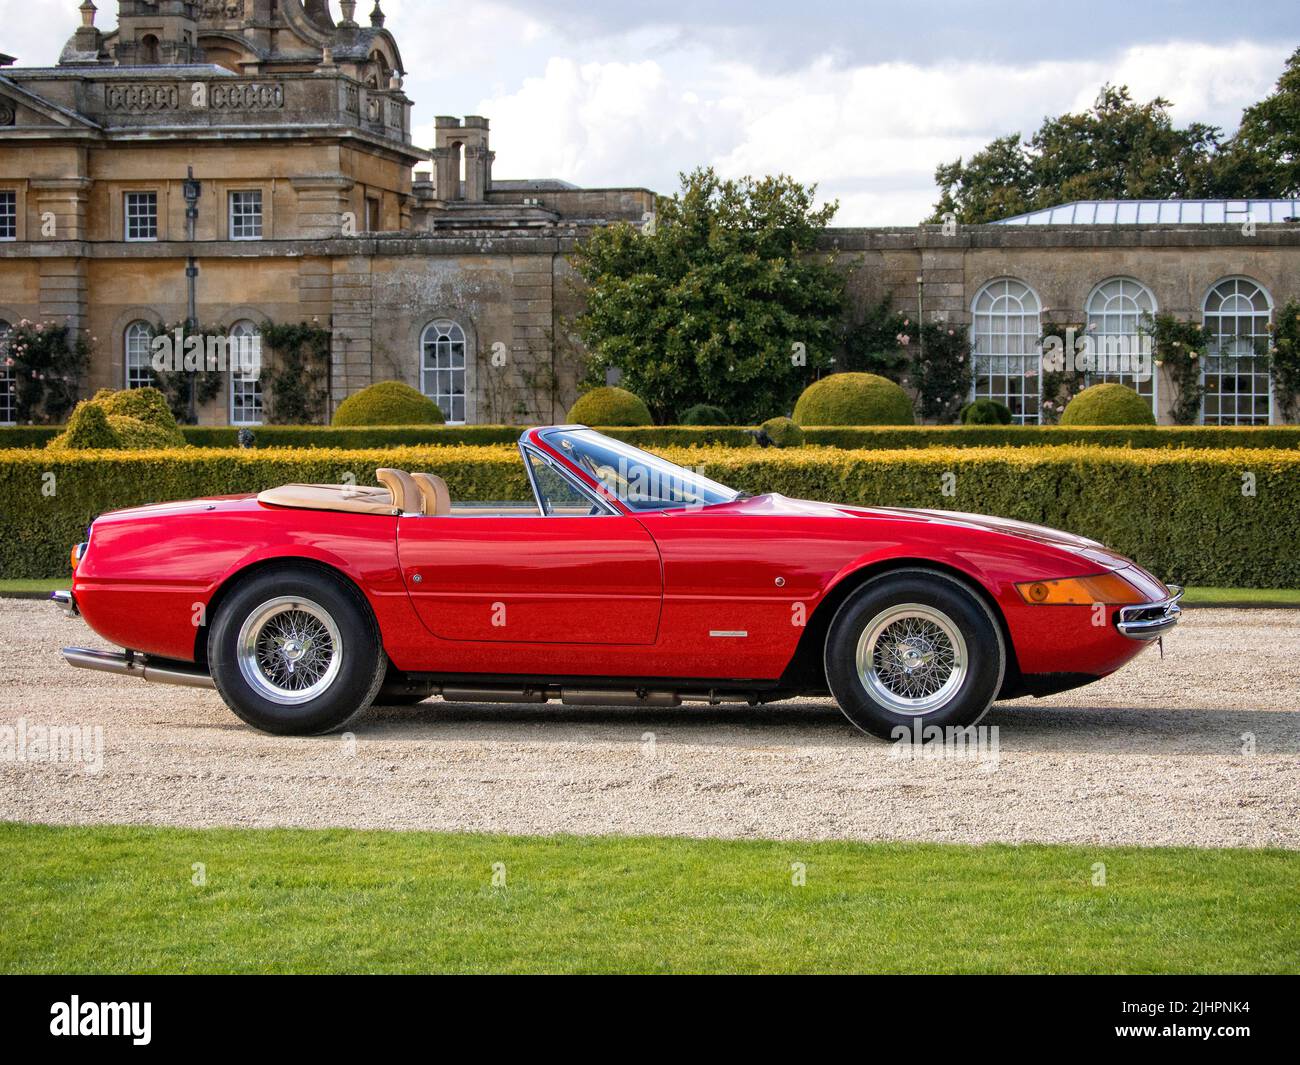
2;1;1299;426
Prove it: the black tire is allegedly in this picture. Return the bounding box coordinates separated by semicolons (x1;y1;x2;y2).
208;565;387;736
824;569;1005;740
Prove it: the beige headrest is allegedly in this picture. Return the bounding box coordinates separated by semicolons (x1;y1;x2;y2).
376;468;424;515
411;472;452;517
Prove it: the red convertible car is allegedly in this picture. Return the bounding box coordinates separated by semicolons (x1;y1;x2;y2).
54;425;1181;739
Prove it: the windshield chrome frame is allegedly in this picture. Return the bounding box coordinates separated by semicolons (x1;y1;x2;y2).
519;442;619;518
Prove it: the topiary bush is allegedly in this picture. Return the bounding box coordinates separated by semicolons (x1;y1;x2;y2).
793;373;915;426
960;398;1013;425
94;387;178;431
1060;383;1157;426
46;387;186;451
567;386;653;426
680;403;730;426
759;416;805;448
332;381;446;427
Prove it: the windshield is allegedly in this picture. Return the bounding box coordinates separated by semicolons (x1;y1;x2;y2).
539;428;740;512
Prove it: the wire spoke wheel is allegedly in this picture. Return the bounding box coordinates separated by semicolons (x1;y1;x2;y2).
856;603;968;716
237;596;343;706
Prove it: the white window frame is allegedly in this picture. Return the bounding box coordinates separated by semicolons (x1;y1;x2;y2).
0;320;14;425
228;189;263;241
1085;277;1159;416
228;319;264;425
0;191;16;241
970;278;1043;424
420;319;467;425
125;191;158;242
1201;277;1273;426
125;321;156;389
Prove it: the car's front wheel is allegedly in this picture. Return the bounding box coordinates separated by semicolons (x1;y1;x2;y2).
824;570;1004;739
208;566;387;735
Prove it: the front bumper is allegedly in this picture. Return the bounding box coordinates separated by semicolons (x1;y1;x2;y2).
51;590;79;618
1117;585;1183;640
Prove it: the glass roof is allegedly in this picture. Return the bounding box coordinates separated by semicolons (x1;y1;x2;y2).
992;200;1300;225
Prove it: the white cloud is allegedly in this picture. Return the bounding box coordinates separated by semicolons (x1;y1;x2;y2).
475;39;1291;225
3;2;1289;226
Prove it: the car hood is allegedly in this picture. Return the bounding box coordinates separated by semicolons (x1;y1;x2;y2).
739;494;1132;569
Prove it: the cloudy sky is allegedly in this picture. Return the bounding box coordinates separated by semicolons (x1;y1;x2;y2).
4;0;1299;223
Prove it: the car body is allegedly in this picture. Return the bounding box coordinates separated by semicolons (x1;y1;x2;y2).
55;425;1182;738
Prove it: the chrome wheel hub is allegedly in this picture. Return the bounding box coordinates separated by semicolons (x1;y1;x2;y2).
237;596;342;706
856;604;968;716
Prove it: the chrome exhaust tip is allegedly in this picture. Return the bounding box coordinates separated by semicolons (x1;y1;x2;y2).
62;647;216;690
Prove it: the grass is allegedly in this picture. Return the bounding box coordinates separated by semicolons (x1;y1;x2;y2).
0;578;64;597
1180;586;1300;606
0;823;1295;974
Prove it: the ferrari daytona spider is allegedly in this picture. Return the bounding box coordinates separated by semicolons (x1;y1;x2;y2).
53;425;1181;738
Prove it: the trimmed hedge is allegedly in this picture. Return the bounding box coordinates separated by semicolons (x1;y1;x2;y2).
3;423;1300;451
567;387;653;426
795;373;915;426
1061;383;1157;426
332;382;445;427
3;444;1297;587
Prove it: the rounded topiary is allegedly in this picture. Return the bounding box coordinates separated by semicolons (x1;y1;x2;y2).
50;401;117;450
759;416;805;448
94;386;173;429
105;415;182;450
960;398;1013;425
332;381;446;427
680;403;730;426
47;388;187;451
793;373;914;426
1059;383;1156;426
566;386;652;426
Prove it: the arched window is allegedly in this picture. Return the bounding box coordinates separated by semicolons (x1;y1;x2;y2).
1202;278;1273;426
0;319;14;425
125;321;156;390
421;319;466;424
1085;278;1157;412
140;34;160;65
228;320;264;426
970;279;1042;423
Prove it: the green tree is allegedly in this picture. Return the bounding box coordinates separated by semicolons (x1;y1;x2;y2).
570;168;845;424
929;86;1226;223
1218;47;1300;197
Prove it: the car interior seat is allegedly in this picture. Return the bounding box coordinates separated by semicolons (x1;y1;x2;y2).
411;473;452;516
376;468;425;515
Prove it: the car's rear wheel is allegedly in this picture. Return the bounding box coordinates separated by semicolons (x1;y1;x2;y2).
208;566;387;735
824;570;1004;739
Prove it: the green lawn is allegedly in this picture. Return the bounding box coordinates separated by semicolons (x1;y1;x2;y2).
0;578;64;597
1180;586;1300;606
0;823;1295;974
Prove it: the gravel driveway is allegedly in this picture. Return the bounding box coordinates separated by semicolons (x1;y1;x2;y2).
1;600;1297;849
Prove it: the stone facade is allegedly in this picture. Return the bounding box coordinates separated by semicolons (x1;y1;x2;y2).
1;3;1298;426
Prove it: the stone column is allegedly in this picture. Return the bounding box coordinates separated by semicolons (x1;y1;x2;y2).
329;255;374;411
291;176;356;238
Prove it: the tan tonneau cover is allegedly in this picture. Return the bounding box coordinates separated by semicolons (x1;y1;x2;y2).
258;483;398;516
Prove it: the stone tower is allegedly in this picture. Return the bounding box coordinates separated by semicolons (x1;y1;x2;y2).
114;1;204;66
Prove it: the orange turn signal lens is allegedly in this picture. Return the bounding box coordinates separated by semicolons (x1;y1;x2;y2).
70;542;87;573
1015;572;1145;606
